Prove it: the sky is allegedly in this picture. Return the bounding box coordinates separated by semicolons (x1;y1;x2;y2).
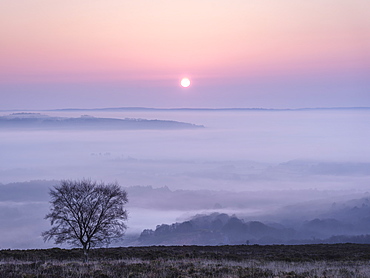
1;0;369;110
1;1;370;248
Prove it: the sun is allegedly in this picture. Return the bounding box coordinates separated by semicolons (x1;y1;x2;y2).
180;77;191;88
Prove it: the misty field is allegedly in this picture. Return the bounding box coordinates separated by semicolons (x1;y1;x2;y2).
1;244;370;277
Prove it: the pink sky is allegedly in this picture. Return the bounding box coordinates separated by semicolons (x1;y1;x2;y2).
0;0;369;109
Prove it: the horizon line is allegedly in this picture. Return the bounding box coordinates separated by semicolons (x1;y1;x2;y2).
1;106;370;112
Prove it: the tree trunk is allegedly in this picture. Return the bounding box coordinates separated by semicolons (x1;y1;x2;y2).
83;244;89;263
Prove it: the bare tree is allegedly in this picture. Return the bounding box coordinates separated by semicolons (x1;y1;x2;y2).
42;179;128;261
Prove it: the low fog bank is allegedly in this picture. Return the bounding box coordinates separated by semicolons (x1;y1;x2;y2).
1;109;369;187
2;156;370;191
0;180;369;249
0;109;369;248
1;109;369;168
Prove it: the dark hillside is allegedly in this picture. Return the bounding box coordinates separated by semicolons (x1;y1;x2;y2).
2;244;370;262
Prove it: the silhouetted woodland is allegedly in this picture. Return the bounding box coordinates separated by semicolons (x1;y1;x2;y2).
138;212;370;246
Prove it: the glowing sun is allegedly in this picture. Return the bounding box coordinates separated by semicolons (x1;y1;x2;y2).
180;78;191;88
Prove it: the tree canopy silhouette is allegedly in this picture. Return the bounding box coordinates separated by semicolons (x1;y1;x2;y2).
42;179;128;261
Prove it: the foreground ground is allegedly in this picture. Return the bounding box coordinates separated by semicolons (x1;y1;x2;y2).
1;244;370;277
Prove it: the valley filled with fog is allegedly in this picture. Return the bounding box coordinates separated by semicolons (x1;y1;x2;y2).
0;108;370;248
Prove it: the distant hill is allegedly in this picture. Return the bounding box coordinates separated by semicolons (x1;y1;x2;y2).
136;209;370;246
0;113;204;130
137;213;295;246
